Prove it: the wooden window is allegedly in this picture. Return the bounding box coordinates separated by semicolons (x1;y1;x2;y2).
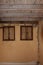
20;26;33;40
3;26;15;41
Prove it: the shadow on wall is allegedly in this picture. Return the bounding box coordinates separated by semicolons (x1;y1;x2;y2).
0;61;37;65
41;25;43;39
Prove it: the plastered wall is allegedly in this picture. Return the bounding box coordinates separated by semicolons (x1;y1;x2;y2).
0;24;38;62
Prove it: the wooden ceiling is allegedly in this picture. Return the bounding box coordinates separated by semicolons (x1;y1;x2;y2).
0;0;43;22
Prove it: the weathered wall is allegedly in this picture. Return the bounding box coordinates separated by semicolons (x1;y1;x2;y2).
0;24;38;62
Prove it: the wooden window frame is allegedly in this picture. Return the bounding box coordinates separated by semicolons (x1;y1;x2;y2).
3;26;15;41
20;26;33;40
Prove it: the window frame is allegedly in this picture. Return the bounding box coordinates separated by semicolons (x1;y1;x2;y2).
20;26;33;40
3;26;15;41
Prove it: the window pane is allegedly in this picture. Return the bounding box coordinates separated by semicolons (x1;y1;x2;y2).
22;31;26;39
20;26;33;40
3;27;8;40
9;27;15;40
22;27;26;39
3;26;15;41
27;27;32;39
